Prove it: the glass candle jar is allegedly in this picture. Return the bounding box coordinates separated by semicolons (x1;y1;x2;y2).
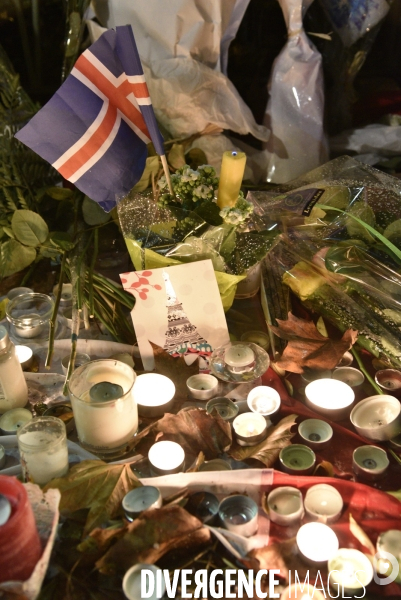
17;416;69;485
0;474;42;583
6;293;54;341
68;359;138;458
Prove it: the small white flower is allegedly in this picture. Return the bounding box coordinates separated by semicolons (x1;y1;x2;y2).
193;184;212;199
181;167;199;183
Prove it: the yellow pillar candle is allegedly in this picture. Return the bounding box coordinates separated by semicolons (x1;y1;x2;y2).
217;150;247;209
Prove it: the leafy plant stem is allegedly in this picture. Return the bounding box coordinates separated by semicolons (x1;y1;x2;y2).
316;204;401;262
389;448;401;466
88;227;98;317
351;347;384;395
19;259;38;286
46;252;66;368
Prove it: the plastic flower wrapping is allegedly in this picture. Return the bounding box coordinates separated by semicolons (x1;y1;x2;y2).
248;156;401;367
117;165;277;310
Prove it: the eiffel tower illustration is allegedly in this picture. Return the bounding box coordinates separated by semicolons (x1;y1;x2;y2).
162;270;212;356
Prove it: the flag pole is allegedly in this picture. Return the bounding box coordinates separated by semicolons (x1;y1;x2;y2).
160;154;174;195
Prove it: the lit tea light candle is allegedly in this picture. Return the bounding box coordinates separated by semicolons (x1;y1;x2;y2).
68;359;138;458
148;440;185;475
232;412;268;446
219;494;259;537
186;374;218;401
296;522;339;565
133;373;175;417
281;584;326;600
305;378;355;421
224;344;255;374
17;416;69;485
122;486;162;521
328;549;373;594
0;408;32;435
14;345;33;370
217;150;247;209
247;385;281;416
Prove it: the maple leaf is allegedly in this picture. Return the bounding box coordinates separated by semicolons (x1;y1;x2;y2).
269;312;358;373
96;505;211;575
229;414;297;466
134;407;232;460
43;460;141;536
150;342;199;400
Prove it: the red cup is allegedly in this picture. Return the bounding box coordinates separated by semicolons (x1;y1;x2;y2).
0;475;42;583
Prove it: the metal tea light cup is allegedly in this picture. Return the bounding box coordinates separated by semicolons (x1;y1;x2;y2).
122;486;162;521
219;495;259;538
186;491;220;524
266;486;304;526
352;445;390;481
298;419;333;450
304;484;343;523
279;444;316;476
375;369;401;397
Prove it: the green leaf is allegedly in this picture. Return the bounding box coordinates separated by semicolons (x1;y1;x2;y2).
3;226;14;239
49;231;75;251
132;156;160;193
0;238;36;277
45;186;74;200
168;143;186;170
82;196;110;226
11;209;49;246
43;460;141;536
185;147;208;170
317;203;401;262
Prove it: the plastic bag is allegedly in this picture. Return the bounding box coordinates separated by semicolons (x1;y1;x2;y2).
319;0;390;47
262;0;328;183
267;230;401;367
90;0;268;142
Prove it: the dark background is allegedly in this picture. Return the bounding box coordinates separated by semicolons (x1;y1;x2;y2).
1;0;401;140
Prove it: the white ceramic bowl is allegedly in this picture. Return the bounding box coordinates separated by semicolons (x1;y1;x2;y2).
304;484;343;523
298;419;333;449
350;395;401;441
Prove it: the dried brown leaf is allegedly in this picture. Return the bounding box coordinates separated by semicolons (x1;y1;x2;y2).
43;460;140;536
269;312;358;373
229;414;297;466
96;505;211;575
136;407;232;460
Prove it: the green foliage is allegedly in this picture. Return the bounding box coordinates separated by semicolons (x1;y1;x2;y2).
82;196;111;226
11;209;49;246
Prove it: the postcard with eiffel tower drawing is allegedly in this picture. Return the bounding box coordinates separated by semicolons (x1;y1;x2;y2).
120;259;230;372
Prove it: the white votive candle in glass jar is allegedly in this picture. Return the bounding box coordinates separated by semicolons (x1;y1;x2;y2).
148;440;185;475
68;359;138;459
17;416;69;485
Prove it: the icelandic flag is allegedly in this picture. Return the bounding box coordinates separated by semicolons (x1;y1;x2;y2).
15;25;164;212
